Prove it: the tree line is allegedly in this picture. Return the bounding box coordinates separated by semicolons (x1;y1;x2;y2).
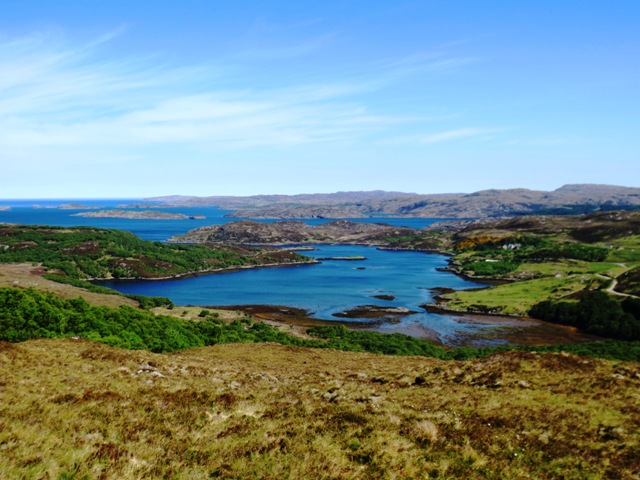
529;291;640;340
2;287;638;361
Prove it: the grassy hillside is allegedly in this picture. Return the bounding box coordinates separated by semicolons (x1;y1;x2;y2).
1;339;638;479
1;213;639;478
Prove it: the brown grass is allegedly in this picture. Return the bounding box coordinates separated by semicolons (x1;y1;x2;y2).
1;339;639;479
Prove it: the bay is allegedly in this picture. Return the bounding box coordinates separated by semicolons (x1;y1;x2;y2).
100;244;488;343
1;200;496;344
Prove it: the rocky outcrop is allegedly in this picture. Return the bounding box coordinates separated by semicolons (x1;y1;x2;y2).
332;305;419;319
169;220;417;245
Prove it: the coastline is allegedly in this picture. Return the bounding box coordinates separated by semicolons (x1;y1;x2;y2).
96;241;606;347
3;255;609;348
209;302;603;348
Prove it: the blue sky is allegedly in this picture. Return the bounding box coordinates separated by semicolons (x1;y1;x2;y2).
1;1;638;198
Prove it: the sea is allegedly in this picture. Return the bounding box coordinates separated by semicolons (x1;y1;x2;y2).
0;198;502;345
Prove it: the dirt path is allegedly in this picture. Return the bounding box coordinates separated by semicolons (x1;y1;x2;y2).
595;270;639;299
605;277;639;298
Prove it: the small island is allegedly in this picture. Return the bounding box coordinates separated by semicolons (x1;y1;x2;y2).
317;256;367;261
72;209;206;220
332;305;419;319
32;203;104;209
372;294;396;301
58;203;104;210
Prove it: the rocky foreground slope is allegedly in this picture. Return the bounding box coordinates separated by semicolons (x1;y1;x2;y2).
1;339;638;479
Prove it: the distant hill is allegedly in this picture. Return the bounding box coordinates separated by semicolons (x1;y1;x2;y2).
145;184;640;218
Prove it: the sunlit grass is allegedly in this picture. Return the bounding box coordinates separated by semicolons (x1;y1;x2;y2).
511;260;629;277
448;256;639;315
446;276;598;315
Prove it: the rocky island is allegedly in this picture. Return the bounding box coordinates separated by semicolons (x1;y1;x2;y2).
73;209;205;220
169;219;417;245
58;203;104;209
32;203;104;209
332;305;419;319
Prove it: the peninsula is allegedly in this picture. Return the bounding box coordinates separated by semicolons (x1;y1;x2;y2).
0;224;313;282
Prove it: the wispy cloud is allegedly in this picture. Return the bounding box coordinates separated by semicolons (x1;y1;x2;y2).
0;32;409;154
378;128;499;146
232;32;337;61
419;128;496;144
374;51;480;82
0;29;484;176
504;136;578;147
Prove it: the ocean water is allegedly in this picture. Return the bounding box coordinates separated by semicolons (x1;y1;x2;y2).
0;199;444;241
0;199;232;242
1;200;493;344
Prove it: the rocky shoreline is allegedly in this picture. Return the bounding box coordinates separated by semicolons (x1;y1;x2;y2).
211;302;602;347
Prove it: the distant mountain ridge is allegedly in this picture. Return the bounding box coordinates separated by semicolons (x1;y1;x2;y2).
146;184;640;218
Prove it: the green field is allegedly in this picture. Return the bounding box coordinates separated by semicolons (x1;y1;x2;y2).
445;276;592;315
443;232;640;315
